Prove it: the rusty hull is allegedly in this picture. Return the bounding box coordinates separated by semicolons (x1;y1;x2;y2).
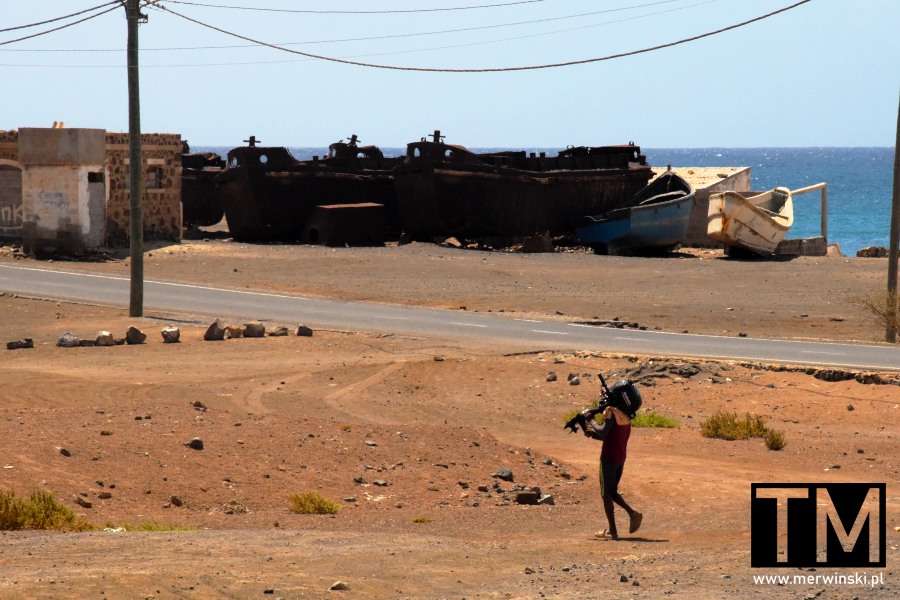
181;152;226;228
393;133;653;239
216;143;402;242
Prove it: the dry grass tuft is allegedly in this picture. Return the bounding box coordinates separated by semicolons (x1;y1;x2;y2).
288;492;342;515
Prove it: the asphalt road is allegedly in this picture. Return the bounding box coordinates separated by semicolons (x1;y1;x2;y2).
2;263;899;372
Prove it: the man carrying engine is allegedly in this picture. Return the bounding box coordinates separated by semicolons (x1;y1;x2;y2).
580;379;643;540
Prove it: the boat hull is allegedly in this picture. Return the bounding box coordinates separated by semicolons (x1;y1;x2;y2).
707;188;794;255
216;146;401;242
574;171;695;255
393;142;652;239
394;166;650;238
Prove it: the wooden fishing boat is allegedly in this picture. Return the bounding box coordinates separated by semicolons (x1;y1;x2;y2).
392;131;653;239
706;187;794;256
573;169;695;255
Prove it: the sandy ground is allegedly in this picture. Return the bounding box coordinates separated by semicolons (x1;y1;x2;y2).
1;238;899;599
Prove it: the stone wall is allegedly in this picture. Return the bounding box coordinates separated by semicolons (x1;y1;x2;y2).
105;132;183;245
0;130;183;246
0;130;22;237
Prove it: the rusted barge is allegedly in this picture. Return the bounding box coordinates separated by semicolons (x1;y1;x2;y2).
215;136;402;242
181;150;226;228
392;131;653;239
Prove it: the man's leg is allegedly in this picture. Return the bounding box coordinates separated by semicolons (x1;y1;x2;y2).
600;461;621;538
608;465;642;534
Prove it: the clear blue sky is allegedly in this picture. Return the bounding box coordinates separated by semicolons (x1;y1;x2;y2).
2;0;898;148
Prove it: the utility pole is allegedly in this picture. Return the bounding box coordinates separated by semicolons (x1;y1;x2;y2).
887;91;900;342
126;0;144;317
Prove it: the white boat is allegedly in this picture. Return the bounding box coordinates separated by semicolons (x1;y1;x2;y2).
706;187;794;256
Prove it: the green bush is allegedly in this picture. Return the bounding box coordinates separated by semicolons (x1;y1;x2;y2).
632;411;679;428
700;411;768;440
288;492;342;515
0;490;93;532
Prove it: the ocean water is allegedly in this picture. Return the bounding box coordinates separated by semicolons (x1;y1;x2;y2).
196;145;895;255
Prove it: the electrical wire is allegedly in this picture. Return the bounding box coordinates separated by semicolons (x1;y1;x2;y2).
0;1;123;34
0;3;124;47
162;0;550;15
1;0;685;53
156;0;814;73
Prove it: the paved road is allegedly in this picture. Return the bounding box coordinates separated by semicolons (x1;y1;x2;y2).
2;263;898;372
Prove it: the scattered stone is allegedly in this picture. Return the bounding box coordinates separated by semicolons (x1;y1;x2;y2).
6;338;34;350
170;495;183;507
856;246;887;258
204;320;226;341
514;490;540;505
74;496;92;509
192;401;207;412
329;581;350;591
477;485;490;493
538;494;555;506
492;468;514;482
847;403;854;411
295;324;313;337
161;326;180;343
353;476;365;484
224;325;243;339
125;326;146;345
826;243;844;257
343;497;357;503
186;437;204;450
267;325;289;337
569;375;580;386
95;331;116;346
738;332;748;338
441;237;462;248
243;321;265;338
373;480;388;487
98;492;112;500
521;233;554;253
524;567;535;575
433;355;445;362
620;575;629;583
58;447;72;457
365;441;378;447
79;339;96;347
57;332;80;348
546;371;557;382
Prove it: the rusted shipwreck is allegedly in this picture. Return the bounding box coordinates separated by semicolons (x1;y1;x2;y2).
181;150;226;228
194;132;653;245
393;131;653;239
214;136;402;242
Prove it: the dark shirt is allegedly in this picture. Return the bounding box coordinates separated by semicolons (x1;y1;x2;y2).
587;408;631;465
600;418;631;465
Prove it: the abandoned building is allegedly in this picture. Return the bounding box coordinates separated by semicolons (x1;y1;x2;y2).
0;127;182;253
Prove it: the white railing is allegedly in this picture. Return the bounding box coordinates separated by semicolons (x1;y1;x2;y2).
791;182;828;241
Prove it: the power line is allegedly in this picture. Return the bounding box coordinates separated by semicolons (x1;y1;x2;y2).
0;1;122;34
157;0;814;73
162;0;550;15
1;0;686;53
0;0;720;68
0;3;123;47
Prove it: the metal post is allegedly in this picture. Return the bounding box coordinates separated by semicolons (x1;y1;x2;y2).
886;91;900;342
126;0;143;317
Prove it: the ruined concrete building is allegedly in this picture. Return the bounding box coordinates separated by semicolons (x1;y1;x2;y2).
0;128;182;253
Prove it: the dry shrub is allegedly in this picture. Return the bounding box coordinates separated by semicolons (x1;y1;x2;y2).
764;429;787;451
700;411;768;440
0;490;93;532
856;291;900;340
288;492;341;515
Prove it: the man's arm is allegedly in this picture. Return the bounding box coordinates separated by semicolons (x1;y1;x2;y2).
583;411;614;440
